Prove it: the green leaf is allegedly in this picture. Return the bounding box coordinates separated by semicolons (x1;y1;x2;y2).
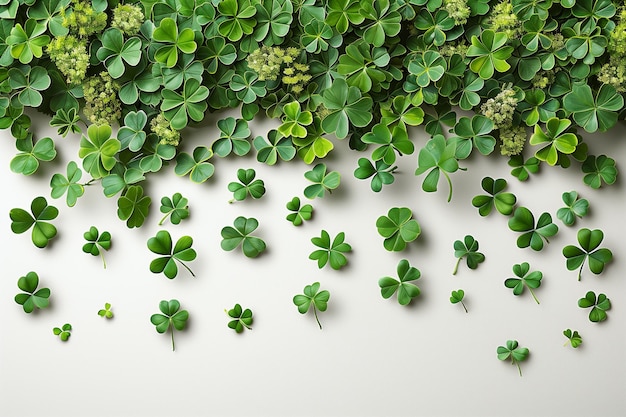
508;155;540;182
227;168;266;202
293;282;330;329
361;123;414;165
254;129;296;165
375;207;421;251
452;235;485;275
303;163;341;199
321;78;373;139
354;157;396;192
556;191;589;226
563;228;612;281
378;259;421;305
467;29;513;79
150;299;189;350
472;177;516;217
577;291;610;322
10;136;56;175
563;83;623;133
286;197;313;226
161;79;209;130
175;147;215;183
97;302;114;319
147;230;196;279
118;111;147;152
212;117;251;157
117;185;151;228
415;134;459;202
9;196;58;248
497;340;529;376
52;323;71;341
563;329;582;348
529;118;579;166
504;262;542;304
82;226;111;269
449;115;495;159
508;207;558;251
581;155;617;189
78;124;120;179
220;216;266;258
14;271;50;313
159;193;189;225
226;303;253;333
309;230;352;270
449;289;467;313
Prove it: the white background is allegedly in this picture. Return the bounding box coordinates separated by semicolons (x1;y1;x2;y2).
1;111;625;417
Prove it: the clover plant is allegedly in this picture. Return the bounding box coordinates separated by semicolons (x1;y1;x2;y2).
452;235;485;275
472;177;516;216
563;329;582;348
293;282;330;329
147;230;197;279
556;192;589;227
309;230;352;270
10;196;58;248
82;226;111;268
150;299;189;351
497;340;529;377
226;304;253;333
228;168;266;202
376;207;421;252
578;291;611;323
15;271;50;313
563;229;613;281
285;197;313;226
504;262;542;304
303;163;340;199
98;303;113;319
159;193;189;226
221;216;266;258
53;323;72;342
508;207;558;251
415;134;460;202
450;289;467;313
378;259;421;306
10;136;56;175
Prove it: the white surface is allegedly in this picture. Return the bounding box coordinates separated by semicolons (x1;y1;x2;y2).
1;112;625;417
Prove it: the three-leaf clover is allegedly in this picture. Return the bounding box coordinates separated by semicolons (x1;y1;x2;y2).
98;303;113;319
578;291;611;322
504;262;542;304
228;168;266;202
14;271;50;313
309;230;352;270
53;323;72;341
220;216;266;258
10;136;56;175
293;282;330;329
556;191;589;226
10;196;58;248
147;230;197;279
378;259;421;306
253;130;296;165
175;146;215;183
150;299;189;351
375;207;421;251
278;101;312;138
50;161;85;207
159;193;189;225
563;228;613;281
226;303;253;333
82;226;112;269
563;329;582;348
497;340;529;377
354;158;396;192
508;207;558;251
529;117;579;166
117;185;151;228
471;177;517;216
581;155;617;189
453;235;485;275
78;124;121;179
450;289;467;313
415;134;460;202
286;197;313;226
508;155;540;182
303;163;341;199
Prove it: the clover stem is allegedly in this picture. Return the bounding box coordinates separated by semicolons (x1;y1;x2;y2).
452;258;462;275
158;213;170;226
460;300;468;313
515;361;523;377
171;330;176;351
528;286;540;304
443;171;453;202
578;259;586;281
228;199;235;204
178;261;196;277
83;179;99;186
313;306;322;330
243;322;253;330
100;252;107;269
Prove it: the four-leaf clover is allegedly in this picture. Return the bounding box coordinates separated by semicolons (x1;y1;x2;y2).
309;230;352;270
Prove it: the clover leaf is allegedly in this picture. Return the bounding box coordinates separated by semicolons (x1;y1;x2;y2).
286;197;313;226
354;157;396;192
229;71;266;104
226;303;253;333
320;78;373;139
82;226;111;269
117;185;151;228
415;134;459;202
278;101;312;138
153;18;197;68
581;155;617;189
497;340;529;377
376;207;421;252
453;235;485;275
578;291;611;322
10;136;56;175
96;28;142;78
293;282;330;329
450;289;467;313
98;303;113;319
309;230;352;270
378;259;421;306
14;271;50;313
303;163;341;199
221;216;266;258
504;262;542;304
147;230;196;279
563;83;623;133
78;124;121;179
161;78;209;130
361;123;414;165
228;168;266;202
562;228;612;281
212;117;251;157
159;193;189;225
449;115;495;159
50;108;81;137
50;161;85;207
508;155;540;182
563;329;582;348
508;207;558;251
467;29;513;79
175;146;215;183
556;191;589;226
53;323;72;342
10;196;58;248
529;117;579;166
471;177;517;216
117;110;147;152
253;129;296;165
150;299;189;351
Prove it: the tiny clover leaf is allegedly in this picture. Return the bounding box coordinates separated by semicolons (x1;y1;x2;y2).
452;235;485;275
581;155;617;189
278;101;312;138
309;230;352;270
563;329;582;348
220;216;266;258
78;124;121;179
286;197;313;226
147;230;197;279
226;303;253;333
529;117;579;166
504;262;543;304
303;163;341;199
10;196;58;248
98;303;113;319
253;129;296;165
14;271;50;313
450;289;467;313
228;168;266;202
50;108;81;138
471;177;517;216
578;291;611;323
508;155;540;182
53;323;72;342
378;259;421;306
563;228;613;281
212;117;252;157
159;193;189;225
508;207;558;251
354;157;396;192
150;299;189;351
10;136;56;176
497;340;529;377
293;282;330;330
415;134;459;202
82;226;111;269
175;146;215;183
117;185;151;228
375;207;421;252
50;161;85;207
556;191;589;226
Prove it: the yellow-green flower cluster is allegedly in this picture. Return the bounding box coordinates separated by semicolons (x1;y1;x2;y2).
480;85;518;129
62;0;107;37
531;69;557;89
151;113;181;146
439;40;469;58
282;62;312;94
487;0;521;38
444;0;470;26
609;9;626;57
111;3;144;36
247;46;311;94
46;35;89;85
499;125;527;156
83;72;121;125
597;56;626;92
